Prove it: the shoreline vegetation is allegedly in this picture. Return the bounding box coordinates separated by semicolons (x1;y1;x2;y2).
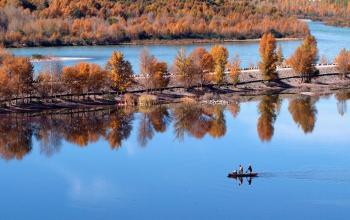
1;32;350;114
1;0;350;48
0;0;310;48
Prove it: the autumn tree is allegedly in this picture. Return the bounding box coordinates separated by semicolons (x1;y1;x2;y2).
228;53;241;85
62;62;108;98
139;49;169;91
106;51;134;92
0;0;310;47
139;48;155;91
288;35;318;83
173;48;197;89
334;48;350;79
189;47;214;87
150;61;169;89
0;56;34;102
37;60;63;98
259;33;278;81
211;45;228;84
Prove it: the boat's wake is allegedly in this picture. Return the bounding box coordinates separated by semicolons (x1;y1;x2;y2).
259;169;350;183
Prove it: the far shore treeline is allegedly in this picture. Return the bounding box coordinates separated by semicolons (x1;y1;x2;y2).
1;0;350;47
0;33;350;105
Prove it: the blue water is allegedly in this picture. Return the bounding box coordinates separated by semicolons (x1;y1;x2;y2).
8;21;350;73
1;93;350;219
2;21;350;219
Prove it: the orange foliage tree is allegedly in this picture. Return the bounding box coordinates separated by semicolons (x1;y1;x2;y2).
189;47;214;87
259;33;278;81
210;45;229;84
288;35;318;83
228;54;241;85
139;49;169;91
106;51;134;92
173;48;197;89
335;48;350;79
62;62;108;97
0;55;33;102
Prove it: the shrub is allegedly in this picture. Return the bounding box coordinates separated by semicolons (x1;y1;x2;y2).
123;93;137;106
138;94;158;106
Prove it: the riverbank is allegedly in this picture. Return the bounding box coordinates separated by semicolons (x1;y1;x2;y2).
7;37;303;49
119;37;302;46
0;64;349;114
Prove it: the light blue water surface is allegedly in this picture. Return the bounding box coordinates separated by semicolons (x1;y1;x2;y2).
1;94;350;219
8;21;350;73
2;21;350;220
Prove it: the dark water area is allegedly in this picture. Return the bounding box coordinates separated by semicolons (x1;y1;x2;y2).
1;91;350;219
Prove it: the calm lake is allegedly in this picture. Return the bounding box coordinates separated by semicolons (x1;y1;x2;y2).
1;92;350;219
8;20;350;73
2;21;350;220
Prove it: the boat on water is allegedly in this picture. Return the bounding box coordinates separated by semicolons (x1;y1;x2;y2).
227;172;258;178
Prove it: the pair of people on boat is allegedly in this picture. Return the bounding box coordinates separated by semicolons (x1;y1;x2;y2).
238;164;253;174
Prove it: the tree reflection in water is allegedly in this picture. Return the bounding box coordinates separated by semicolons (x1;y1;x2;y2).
138;106;171;147
172;104;226;140
257;95;281;142
0;92;337;161
0;116;33;160
335;91;350;116
288;96;318;133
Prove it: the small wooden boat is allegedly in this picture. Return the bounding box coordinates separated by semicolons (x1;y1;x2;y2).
227;172;258;178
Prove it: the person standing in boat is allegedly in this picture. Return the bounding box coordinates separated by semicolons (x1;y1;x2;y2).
247;164;253;173
239;165;244;174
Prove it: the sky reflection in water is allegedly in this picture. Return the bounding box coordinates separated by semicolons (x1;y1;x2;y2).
1;92;350;219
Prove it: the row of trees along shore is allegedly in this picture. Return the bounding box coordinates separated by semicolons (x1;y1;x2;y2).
1;33;350;105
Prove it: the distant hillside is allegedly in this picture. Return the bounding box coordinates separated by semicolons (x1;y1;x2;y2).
0;0;310;47
272;0;350;26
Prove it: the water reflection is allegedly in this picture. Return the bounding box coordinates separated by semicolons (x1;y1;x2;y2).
288;96;318;133
335;91;350;116
257;95;281;142
1;92;349;161
138;106;171;147
172;104;226;140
